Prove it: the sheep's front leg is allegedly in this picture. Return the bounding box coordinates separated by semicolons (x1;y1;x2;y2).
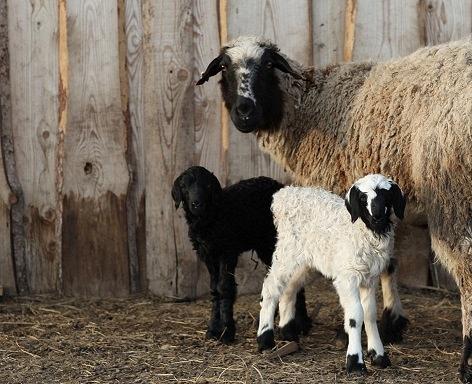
335;280;367;375
360;284;391;368
257;268;289;351
217;256;238;343
379;259;409;343
204;259;222;340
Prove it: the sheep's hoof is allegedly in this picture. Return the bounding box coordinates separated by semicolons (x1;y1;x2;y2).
295;314;312;336
280;319;300;342
257;329;275;351
346;354;367;376
460;363;472;383
379;308;409;344
334;325;349;349
368;350;391;368
219;323;236;344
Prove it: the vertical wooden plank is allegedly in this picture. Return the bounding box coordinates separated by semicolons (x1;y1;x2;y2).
143;0;196;298
417;0;472;46
226;0;312;185
62;0;130;296
312;0;346;66
351;0;423;61
124;0;147;293
193;0;224;297
8;0;61;293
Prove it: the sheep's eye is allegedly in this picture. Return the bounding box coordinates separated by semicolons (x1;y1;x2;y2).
221;64;226;71
264;61;273;69
360;195;367;204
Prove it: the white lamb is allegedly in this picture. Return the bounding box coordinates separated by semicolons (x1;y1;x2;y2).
257;174;406;375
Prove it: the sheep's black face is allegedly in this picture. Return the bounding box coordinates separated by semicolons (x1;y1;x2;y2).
196;39;301;133
172;166;222;217
345;175;406;235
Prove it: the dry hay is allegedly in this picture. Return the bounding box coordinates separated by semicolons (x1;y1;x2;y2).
0;276;462;383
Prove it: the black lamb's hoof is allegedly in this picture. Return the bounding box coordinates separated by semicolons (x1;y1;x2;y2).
220;323;236;344
460;363;472;383
296;314;313;335
206;320;223;340
257;329;275;351
335;325;349;349
346;354;368;376
280;319;300;342
379;308;409;344
368;349;391;368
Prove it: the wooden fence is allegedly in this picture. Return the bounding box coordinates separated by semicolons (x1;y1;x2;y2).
0;0;470;298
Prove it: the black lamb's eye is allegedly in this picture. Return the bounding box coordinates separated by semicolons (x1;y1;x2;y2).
360;195;367;204
221;64;226;71
265;61;273;69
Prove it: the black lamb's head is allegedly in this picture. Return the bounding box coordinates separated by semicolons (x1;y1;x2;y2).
345;174;406;235
196;36;302;134
171;166;222;217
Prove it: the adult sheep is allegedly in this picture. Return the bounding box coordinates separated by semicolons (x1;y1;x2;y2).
196;36;472;380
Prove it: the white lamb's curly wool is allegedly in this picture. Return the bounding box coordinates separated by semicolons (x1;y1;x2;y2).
272;186;393;285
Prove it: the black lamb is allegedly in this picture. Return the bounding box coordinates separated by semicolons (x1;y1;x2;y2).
172;166;311;343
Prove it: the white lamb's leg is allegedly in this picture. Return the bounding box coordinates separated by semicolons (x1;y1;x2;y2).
257;265;289;351
379;259;408;343
360;284;391;368
334;279;367;375
278;267;310;342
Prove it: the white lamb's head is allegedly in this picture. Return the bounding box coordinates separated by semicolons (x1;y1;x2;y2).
345;174;406;234
196;36;302;133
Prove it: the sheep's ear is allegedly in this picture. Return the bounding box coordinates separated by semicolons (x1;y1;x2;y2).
345;186;361;223
196;53;226;85
389;182;406;220
171;176;183;209
270;51;303;80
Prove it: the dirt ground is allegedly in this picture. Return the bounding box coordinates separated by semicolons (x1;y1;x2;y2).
0;276;463;384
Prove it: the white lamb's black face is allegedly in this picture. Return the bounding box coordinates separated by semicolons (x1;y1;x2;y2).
196;38;302;133
345;175;406;235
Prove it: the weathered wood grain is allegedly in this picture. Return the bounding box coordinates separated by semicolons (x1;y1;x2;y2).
417;0;472;46
62;0;130;296
312;0;346;66
351;0;423;61
226;0;312;185
8;0;61;293
124;0;146;293
143;0;196;298
192;0;225;297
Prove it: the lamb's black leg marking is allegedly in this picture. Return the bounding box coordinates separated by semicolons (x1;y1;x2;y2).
294;288;312;335
257;329;275;351
280;319;299;342
460;334;472;383
368;349;391;368
217;256;238;344
346;354;367;375
204;259;222;340
379;308;409;344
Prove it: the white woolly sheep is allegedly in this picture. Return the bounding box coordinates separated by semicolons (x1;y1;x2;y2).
197;36;472;379
257;174;406;375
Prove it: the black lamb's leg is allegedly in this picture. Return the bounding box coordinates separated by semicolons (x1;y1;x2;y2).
204;259;222;340
294;288;312;335
218;256;238;344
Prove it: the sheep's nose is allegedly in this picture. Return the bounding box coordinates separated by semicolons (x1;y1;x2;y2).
236;97;255;118
191;201;201;208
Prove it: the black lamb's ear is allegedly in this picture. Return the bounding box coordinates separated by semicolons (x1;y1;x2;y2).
389;182;406;220
345;186;361;223
270;51;303;80
171;175;183;209
196;53;226;85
